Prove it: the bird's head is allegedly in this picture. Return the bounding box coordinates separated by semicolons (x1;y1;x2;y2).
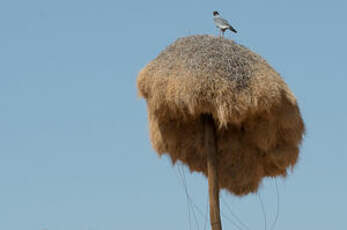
213;11;219;16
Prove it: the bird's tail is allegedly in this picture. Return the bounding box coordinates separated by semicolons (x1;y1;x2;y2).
229;26;237;33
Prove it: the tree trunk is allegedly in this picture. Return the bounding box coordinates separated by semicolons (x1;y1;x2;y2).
203;114;222;230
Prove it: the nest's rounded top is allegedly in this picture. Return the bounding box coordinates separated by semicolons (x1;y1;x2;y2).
150;35;263;86
137;35;296;126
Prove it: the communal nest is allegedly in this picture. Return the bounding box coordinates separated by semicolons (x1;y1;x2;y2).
137;35;305;196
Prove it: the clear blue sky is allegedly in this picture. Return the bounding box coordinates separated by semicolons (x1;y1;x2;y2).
1;0;346;229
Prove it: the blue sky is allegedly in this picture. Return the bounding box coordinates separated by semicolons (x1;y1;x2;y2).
0;0;346;229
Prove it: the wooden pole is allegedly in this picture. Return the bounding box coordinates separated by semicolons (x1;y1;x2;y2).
203;114;222;230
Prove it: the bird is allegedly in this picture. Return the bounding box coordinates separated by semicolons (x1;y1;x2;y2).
213;11;237;38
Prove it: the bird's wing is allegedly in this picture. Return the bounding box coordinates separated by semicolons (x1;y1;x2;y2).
214;17;231;27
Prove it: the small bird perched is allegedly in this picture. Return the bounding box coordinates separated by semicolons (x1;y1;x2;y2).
213;11;237;38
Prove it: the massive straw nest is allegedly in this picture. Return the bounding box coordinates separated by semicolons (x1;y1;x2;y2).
137;35;305;196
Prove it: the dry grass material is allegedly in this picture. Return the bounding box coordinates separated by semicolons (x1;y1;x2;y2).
137;35;305;196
